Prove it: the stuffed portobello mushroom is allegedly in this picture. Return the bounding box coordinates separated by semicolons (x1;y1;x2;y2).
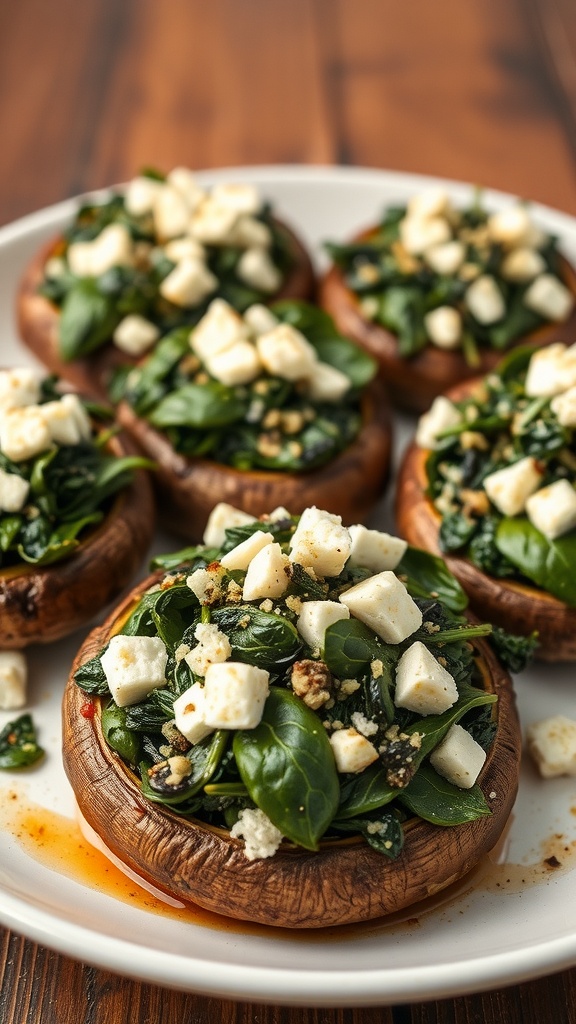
108;300;392;538
63;504;523;929
0;367;154;647
396;344;576;660
18;168;315;400
320;187;576;412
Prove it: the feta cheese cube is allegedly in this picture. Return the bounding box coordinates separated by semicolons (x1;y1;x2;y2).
202;661;270;729
348;524;407;572
202;502;256;547
429;723;487;789
191;298;250;361
526;715;576;778
67;224;134;277
189;197;240;244
415;396;462;450
256;324;318;381
394;640;458;715
0;651;27;710
304;361;351;403
153;183;191;240
220;530;274;570
500;247;545;282
399;215;452;255
227;215;272;249
526;479;576;540
523;274;574;322
524;343;576;397
163;237;205;263
211;182;261;215
465;274;505;324
0;406;52;461
124;176;162;216
483;456;543;516
487;205;534;248
0;467;29;512
100;634;168;707
243;304;279;337
173;682;213;744
329;727;379;773
39;398;86;446
236;248;282;294
339;572;423;643
406;188;453;221
204;339;262;386
184;622;232;677
289;506;351;578
59;394;92;441
159;256;218;307
296;600;350;652
230;806;283;860
242;543;289;601
424;240;465;275
551;385;576;427
187;565;225;605
0;368;40;411
166;167;205;211
424;305;462;349
113;314;160;356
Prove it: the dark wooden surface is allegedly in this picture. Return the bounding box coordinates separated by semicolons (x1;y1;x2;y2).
1;0;576;1020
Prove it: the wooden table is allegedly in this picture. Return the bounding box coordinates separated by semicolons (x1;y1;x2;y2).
1;1;576;1021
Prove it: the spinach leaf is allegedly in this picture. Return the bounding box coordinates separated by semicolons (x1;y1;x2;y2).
101;702;141;764
74;653;109;694
495;517;576;607
332;812;404;858
210;606;302;671
406;685;497;765
0;714;44;769
140;731;227;806
324;619;396;678
271;300;377;387
148;382;247;430
395;546;468;612
59;279;119;360
233;688;340;849
336;763;397;819
398;763;491;824
489;626;539;673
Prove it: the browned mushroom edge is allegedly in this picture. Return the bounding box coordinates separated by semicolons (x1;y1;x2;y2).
318;238;576;414
62;576;520;929
16;218;316;401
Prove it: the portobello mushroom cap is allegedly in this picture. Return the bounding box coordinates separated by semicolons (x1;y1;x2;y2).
319;234;576;413
0;432;155;648
114;376;393;540
63;574;520;929
17;219;316;401
396;378;576;661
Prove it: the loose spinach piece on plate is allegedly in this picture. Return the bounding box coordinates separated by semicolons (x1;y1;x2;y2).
0;714;44;769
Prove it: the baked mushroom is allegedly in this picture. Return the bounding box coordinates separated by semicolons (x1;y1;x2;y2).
396;345;576;660
0;367;154;647
17;169;315;400
109;300;392;538
63;506;522;929
319;187;576;412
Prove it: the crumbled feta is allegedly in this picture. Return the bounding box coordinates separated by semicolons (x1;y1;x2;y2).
40;396;90;446
487;205;535;248
296;600;350;652
230;807;283;860
153;183;191;240
424;305;462;349
348;524;407;572
211;182;261;215
394;640;458;715
551;384;576;427
465;274;505;324
67;223;134;277
202;661;269;729
163;236;205;263
236;247;282;293
0;467;29;512
350;711;379;737
0;405;52;461
189;196;240;244
243;304;279;336
526;479;576;540
100;634;168;707
124;176;162;216
415;396;462;450
500;247;545;282
202;502;256;547
0;368;40;412
304;361;351;403
256;324;318;381
524;343;576;398
220;530;274;570
173;682;213;744
523;273;574;322
227;215;272;249
159;256;218;307
339;571;422;644
329;727;379;773
406;188;453;221
424;240;465;275
483;456;543;516
289;506;351;578
113;314;160;356
185;622;232;677
429;723;487;789
191;298;250;361
166;167;205;211
242;543;290;601
0;651;27;710
187;565;225;605
204;339;262;387
59;394;92;440
526;715;576;778
399;215;451;255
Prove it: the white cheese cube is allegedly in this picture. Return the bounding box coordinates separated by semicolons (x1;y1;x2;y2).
415;396;462;450
551;385;576;427
339;572;423;644
500;247;545;282
483;456;543;516
526;715;576;778
465;274;505;324
124;176;162;216
524;343;576;397
242;543;289;601
191;298;250;361
399;215;451;255
267;505;291;522
304;361;351;403
406;188;453;221
526;479;576;540
166;167;205;212
153;183;191;240
487;205;534;248
163;237;205;263
0;651;27;710
185;622;232;677
67;224;134;278
0;368;40;411
348;524;407;572
424;305;462;349
425;240;465;276
113;314;160;356
202;502;256;548
211;182;261;215
44;256;66;279
296;600;350;652
0;406;52;462
189;197;240;244
173;682;213;744
186;566;224;605
394;640;458;715
243;304;279;337
100;634;168;708
236;247;282;294
159;256;218;307
204;339;262;386
523;273;574;322
256;324;317;381
429;723;487;789
0;468;29;512
229;806;283;860
220;530;274;570
40;398;87;446
289;506;351;578
59;393;92;441
329;727;379;773
202;661;270;729
227;215;272;249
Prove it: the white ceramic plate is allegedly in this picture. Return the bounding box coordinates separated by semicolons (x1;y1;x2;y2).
1;166;575;1007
